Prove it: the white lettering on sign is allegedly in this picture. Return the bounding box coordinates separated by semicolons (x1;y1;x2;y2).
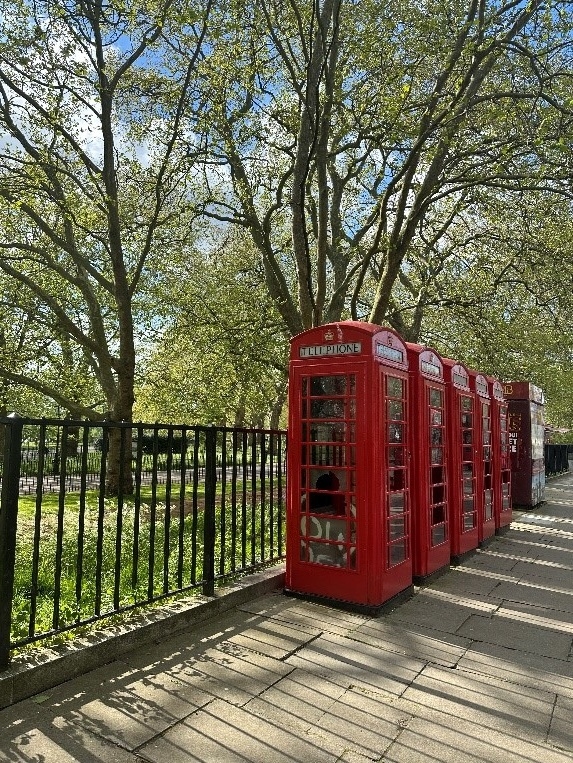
421;360;441;377
299;342;362;358
453;372;468;388
376;344;404;363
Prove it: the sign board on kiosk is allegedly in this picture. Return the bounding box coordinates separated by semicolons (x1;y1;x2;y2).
442;358;480;563
468;370;496;546
503;382;545;508
488;377;512;532
405;343;450;583
286;321;414;613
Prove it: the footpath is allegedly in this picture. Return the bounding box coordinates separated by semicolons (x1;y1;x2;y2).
0;474;572;762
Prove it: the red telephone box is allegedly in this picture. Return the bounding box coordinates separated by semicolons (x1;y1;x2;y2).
286;321;413;612
405;343;449;582
443;359;480;562
503;382;545;508
469;370;496;546
489;377;512;532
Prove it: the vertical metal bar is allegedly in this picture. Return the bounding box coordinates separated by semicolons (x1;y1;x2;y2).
76;424;89;621
177;428;187;588
241;431;248;569
0;414;23;668
114;427;126;610
191;428;200;585
202;427;217;596
278;434;284;556
52;423;68;630
219;431;227;576
163;428;174;594
251;431;257;566
132;426;143;596
95;427;109;616
260;433;267;562
29;422;46;638
231;430;238;572
269;433;275;558
147;427;159;600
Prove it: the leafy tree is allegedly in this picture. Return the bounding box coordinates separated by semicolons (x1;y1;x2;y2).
187;0;573;339
0;0;211;491
135;230;288;428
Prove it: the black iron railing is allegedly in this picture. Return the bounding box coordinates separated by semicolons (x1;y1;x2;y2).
0;417;287;668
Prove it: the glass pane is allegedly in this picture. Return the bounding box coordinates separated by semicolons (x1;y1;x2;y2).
431;447;443;464
463;445;473;462
461;413;472;428
432;485;444;504
429;388;443;407
431;427;443;445
389;516;405;539
302;378;308;396
461;396;472;411
307;542;345;567
311;376;346;396
389;469;405;490
431;465;444;484
389;423;403;443
463;513;475;531
463;478;474;495
431;410;442;425
387;376;404;397
389;447;404;466
311;399;345;419
432;505;445;524
463;497;474;511
389;541;406;566
388;400;404;420
462;463;473;477
431;525;446;546
389;491;405;513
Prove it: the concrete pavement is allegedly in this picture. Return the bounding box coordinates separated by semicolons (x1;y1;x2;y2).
0;474;572;762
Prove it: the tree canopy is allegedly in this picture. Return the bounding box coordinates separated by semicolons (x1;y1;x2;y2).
0;0;572;433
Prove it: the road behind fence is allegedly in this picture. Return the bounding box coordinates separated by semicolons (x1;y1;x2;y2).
0;417;287;669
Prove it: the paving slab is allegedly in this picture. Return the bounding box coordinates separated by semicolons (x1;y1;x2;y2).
485;579;573;612
348;618;470;668
457;612;572;658
548;694;573;753
382;709;573;763
137;697;336;763
400;663;556;744
382;591;491;634
246;679;412;759
285;629;426;696
458;641;573;698
430;567;513;597
509;559;573;587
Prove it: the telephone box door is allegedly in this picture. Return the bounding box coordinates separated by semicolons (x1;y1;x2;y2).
489;378;512;531
443;359;479;561
471;372;496;545
406;344;449;582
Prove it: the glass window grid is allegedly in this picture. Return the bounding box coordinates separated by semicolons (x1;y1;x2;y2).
299;374;357;568
386;374;408;567
460;394;477;531
428;386;447;546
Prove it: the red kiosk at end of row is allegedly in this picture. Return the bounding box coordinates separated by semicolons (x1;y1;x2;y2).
285;321;414;613
503;381;545;508
406;343;450;584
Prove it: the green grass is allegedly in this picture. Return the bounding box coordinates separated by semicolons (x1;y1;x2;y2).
11;484;284;649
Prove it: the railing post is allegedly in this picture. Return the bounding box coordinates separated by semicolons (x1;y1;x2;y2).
0;413;24;669
202;426;217;596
